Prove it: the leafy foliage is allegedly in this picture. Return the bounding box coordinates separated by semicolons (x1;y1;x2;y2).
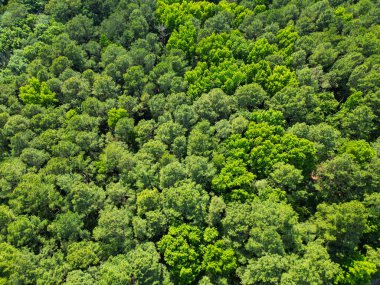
0;0;379;284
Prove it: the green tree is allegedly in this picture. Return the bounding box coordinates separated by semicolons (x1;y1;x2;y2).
167;20;197;60
173;104;198;129
268;86;337;124
115;117;135;145
92;74;120;100
315;154;370;202
309;42;338;70
240;254;290;285
161;180;209;225
158;224;203;285
185;155;216;187
155;121;186;147
98;242;172;285
222;200;301;257
48;211;87;243
0;242;37;284
212;158;255;201
6;215;41;248
159;161;187;189
50;56;73;77
363;192;380;248
107;107;128;129
335;256;377;285
66;241;100;270
288;122;342;162
281;242;341;285
121;9;149;45
123;65;148;96
67;182;105;215
264;65;298;95
269;162;303;192
93;206;134;255
45;0;82;22
187;121;216;157
313;201;368;260
248;37;278;63
233;83;268;110
202;240;237;278
9;174;62;219
193;88;235;124
335;105;376;140
64;270;96;285
207;195;226;228
19;77;57;106
339;140;376;164
65;14;95;43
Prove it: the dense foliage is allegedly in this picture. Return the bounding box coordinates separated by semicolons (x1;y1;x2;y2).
0;0;380;284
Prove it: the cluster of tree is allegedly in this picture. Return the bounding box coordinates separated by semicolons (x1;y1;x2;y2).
0;0;379;284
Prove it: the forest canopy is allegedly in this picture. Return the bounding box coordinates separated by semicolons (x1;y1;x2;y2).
0;0;380;284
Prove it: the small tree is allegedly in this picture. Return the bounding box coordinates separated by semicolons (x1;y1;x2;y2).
19;77;57;106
